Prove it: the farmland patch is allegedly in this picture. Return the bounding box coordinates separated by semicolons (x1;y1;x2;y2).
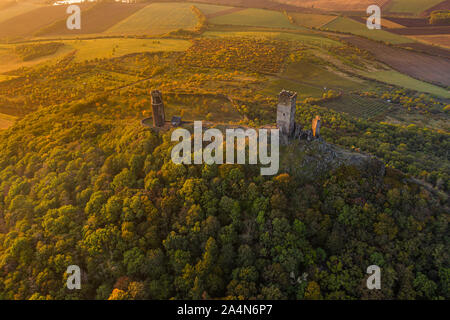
385;0;445;14
322;16;412;44
343;36;450;87
209;8;305;30
321;94;391;119
106;2;198;35
290;13;337;28
0;3;94;39
36;3;148;36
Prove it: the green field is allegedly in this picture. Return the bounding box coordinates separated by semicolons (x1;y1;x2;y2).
209;8;305;30
289;13;337;28
194;3;232;15
261;77;325;99
282;60;366;91
0;2;40;24
0;39;191;73
107;2;198;35
322;94;391;119
322;17;412;44
60;38;192;62
385;0;445;14
359;70;450;99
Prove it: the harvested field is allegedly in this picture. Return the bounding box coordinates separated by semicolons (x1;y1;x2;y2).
209;8;305;30
192;0;320;13
389;26;450;35
36;3;148;36
106;2;198;35
349;16;406;28
205;7;245;19
0;4;94;39
383;17;429;27
384;0;444;15
322;16;411;44
396;42;450;58
343;35;450;87
409;35;450;49
194;3;231;16
290;13;337;28
275;0;390;12
421;0;450;17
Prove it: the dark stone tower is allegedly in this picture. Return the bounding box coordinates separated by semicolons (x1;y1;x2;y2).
151;90;165;127
276;90;297;137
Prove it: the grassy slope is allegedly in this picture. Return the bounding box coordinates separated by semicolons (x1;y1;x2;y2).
0;43;72;73
209;8;305;30
289;12;337;28
106;2;198;35
322;17;412;44
194;2;232;15
359;70;450;98
283;60;365;91
0;39;191;73
64;38;192;62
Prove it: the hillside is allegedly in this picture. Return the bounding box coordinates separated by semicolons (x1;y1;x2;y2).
0;96;448;300
0;0;448;302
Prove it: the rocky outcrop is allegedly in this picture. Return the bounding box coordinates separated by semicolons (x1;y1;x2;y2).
280;138;386;181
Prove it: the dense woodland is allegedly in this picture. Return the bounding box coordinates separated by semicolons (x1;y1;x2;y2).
0;34;448;299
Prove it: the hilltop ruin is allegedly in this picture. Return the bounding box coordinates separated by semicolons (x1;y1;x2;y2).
276;89;321;145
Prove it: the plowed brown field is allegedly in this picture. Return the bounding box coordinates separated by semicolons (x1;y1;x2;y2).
343;35;450;86
38;3;148;36
389;26;450;35
0;3;94;38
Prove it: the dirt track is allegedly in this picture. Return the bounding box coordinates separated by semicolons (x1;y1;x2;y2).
342;36;450;87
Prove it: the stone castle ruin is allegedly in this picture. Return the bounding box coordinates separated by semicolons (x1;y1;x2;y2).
145;89;322;143
276;89;321;145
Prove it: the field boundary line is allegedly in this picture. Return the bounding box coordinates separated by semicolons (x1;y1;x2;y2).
319;16;339;29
